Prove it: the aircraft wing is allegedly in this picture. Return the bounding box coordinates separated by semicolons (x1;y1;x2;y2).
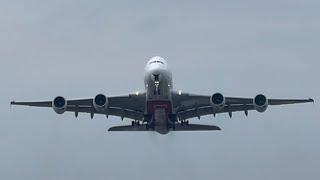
11;93;146;121
173;92;314;120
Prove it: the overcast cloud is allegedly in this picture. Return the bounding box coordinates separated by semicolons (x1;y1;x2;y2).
0;0;319;180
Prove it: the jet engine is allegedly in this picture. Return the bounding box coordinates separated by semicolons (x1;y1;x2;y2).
253;94;268;112
93;94;108;112
53;96;67;114
210;93;225;110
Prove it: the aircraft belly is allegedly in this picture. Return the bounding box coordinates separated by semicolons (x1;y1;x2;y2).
147;100;172;134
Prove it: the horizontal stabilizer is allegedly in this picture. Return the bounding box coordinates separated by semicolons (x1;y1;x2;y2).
174;124;221;131
108;125;152;132
108;124;221;132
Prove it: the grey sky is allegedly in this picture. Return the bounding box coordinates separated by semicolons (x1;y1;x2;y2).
1;0;319;180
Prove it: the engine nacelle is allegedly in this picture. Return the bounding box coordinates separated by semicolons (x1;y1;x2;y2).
93;94;109;112
210;93;225;111
253;94;269;112
53;96;67;114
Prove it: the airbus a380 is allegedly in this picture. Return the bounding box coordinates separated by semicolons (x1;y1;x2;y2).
11;56;314;134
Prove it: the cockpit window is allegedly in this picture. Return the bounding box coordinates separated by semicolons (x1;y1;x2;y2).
149;60;164;65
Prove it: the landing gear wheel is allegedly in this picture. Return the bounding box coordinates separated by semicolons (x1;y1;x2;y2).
131;121;135;126
146;122;154;130
180;120;189;126
180;120;185;126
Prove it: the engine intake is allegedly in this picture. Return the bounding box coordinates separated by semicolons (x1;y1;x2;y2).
93;94;108;112
210;93;225;110
254;94;268;112
53;96;67;114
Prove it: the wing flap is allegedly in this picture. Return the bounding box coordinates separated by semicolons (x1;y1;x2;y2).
177;105;255;120
66;106;144;120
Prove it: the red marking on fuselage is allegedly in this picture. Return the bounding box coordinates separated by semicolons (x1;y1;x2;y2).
147;100;172;132
147;100;172;116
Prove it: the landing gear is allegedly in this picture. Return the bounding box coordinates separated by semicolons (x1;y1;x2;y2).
131;120;140;126
167;118;176;130
153;89;161;95
146;122;155;130
180;120;189;126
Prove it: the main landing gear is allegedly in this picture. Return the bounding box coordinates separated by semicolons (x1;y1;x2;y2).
166;118;176;130
180;120;189;126
131;120;140;126
146;122;155;130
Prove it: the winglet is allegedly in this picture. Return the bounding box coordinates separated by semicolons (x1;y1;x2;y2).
309;98;315;104
10;101;14;109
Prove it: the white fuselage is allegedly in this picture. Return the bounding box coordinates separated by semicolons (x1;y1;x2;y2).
144;56;173;133
144;56;173;101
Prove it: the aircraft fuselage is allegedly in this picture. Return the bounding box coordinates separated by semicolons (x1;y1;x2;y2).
144;56;173;134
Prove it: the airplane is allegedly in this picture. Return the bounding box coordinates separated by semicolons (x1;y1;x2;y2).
11;56;314;134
